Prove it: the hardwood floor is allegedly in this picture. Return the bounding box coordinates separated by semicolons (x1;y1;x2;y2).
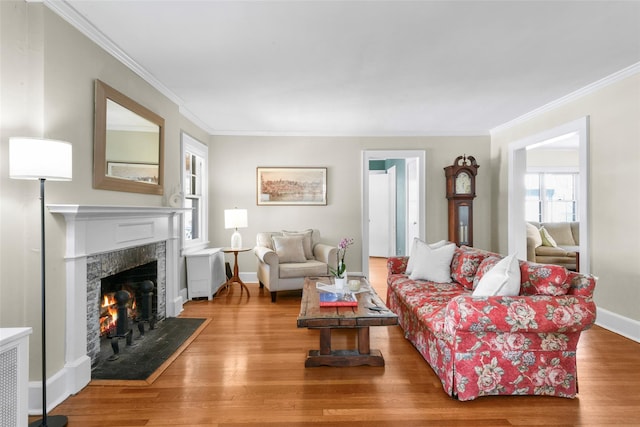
45;258;640;426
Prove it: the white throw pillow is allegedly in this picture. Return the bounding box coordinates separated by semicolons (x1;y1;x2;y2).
472;253;521;297
271;235;307;263
408;240;456;283
406;238;448;275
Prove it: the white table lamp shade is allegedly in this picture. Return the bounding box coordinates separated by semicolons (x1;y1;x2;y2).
9;137;73;180
224;208;248;249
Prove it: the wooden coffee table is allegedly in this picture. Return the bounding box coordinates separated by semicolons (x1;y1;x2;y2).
297;276;398;367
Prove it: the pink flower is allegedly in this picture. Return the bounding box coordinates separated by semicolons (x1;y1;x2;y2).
331;237;354;278
546;366;569;386
540;334;568;351
506;301;537;329
477;365;502;393
505;333;527;350
552;306;573;327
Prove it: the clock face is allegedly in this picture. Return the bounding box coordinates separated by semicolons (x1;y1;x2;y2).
455;172;472;194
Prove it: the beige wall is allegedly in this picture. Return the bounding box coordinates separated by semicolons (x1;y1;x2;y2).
491;74;640;323
208;135;491;273
0;2;195;381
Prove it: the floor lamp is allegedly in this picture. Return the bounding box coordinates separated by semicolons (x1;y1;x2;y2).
9;137;72;427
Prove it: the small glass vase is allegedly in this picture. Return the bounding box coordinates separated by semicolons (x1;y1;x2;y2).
334;276;347;290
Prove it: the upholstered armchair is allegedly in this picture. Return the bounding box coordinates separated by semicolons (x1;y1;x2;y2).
254;229;337;302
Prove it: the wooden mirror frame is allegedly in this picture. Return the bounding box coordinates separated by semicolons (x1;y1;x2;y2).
94;79;165;195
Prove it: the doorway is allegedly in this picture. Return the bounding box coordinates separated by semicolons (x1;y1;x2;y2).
362;150;426;278
507;117;589;273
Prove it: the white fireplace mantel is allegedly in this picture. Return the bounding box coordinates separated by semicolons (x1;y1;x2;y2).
46;204;189;411
48;204;190;258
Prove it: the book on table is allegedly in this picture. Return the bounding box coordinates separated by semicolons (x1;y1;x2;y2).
319;291;358;307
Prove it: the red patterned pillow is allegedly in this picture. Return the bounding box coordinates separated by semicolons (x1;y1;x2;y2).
472;255;503;289
451;247;489;290
519;262;570;296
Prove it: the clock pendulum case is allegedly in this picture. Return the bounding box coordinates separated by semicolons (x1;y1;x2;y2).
444;155;479;246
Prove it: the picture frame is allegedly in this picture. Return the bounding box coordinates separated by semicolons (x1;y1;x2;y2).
107;162;159;184
257;167;327;205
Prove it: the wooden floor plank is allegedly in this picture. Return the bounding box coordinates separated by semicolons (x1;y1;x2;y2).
42;257;640;426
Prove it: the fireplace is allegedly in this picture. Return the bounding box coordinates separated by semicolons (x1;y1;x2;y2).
48;205;187;403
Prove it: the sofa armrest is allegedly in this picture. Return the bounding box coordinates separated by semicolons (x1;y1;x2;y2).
254;246;279;267
313;243;337;268
444;294;597;334
526;237;539;262
387;256;409;275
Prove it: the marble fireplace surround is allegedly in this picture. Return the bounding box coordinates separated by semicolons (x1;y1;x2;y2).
47;205;187;405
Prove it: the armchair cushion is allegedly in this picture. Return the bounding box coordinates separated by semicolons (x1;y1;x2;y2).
526;222;543;248
279;260;329;278
283;229;314;259
271;235;306;263
540;226;558;247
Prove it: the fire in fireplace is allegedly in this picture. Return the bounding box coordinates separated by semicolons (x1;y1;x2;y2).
99;261;158;358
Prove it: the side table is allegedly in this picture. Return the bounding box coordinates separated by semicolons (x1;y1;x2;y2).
219;247;252;297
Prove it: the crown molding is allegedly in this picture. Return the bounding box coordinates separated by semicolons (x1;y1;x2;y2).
208;129;490;137
491;61;640;135
42;0;184;107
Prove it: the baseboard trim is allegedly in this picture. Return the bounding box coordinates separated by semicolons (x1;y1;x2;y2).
241;272;258;284
595;307;640;343
28;355;91;415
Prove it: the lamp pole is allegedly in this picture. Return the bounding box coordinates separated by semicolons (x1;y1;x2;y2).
29;178;67;427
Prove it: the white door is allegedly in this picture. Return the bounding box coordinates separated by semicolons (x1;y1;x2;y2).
406;158;419;255
369;172;391;257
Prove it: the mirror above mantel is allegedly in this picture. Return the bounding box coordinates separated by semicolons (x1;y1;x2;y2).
94;79;165;195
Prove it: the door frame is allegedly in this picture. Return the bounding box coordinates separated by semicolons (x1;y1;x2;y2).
361;150;426;277
507;116;589;273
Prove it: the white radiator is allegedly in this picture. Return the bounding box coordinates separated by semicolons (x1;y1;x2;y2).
0;328;31;427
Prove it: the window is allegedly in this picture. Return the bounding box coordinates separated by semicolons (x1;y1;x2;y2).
525;172;579;222
181;133;208;249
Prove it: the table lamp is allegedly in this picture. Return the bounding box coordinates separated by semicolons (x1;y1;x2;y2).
224;208;248;249
10;137;72;427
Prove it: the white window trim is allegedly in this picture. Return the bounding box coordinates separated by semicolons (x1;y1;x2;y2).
181;132;209;252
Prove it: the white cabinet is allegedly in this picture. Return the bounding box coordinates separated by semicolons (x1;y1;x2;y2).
0;328;31;427
185;248;226;300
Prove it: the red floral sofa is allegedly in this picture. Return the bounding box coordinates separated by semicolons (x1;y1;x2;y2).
386;245;597;401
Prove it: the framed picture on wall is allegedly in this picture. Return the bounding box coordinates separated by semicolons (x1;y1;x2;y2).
107;162;159;184
257;167;327;205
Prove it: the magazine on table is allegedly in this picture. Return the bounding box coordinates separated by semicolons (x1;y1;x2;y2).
318;291;359;307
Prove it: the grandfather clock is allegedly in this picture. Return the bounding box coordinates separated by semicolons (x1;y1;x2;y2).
444;155;479;246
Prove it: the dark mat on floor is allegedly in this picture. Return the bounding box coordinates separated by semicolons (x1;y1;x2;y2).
91;317;205;381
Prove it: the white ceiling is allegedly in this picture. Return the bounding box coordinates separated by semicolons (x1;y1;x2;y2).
51;0;640;136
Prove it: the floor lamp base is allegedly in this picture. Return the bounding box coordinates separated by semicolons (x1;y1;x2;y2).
29;415;68;427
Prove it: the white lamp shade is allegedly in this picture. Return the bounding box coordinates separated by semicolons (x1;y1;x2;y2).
9;137;73;181
224;208;248;229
